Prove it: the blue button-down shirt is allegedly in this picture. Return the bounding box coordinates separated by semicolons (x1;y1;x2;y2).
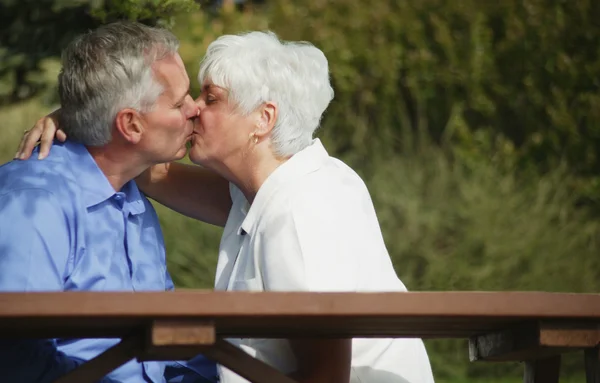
0;140;217;383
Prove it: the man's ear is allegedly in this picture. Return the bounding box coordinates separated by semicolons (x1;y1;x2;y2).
255;101;277;137
115;109;144;144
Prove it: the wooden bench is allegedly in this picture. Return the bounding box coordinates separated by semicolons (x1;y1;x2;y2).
0;291;598;383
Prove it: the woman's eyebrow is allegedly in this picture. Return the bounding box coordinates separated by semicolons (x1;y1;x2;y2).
203;84;227;94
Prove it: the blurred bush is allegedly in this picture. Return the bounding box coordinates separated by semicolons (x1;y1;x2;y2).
263;0;600;202
0;0;197;104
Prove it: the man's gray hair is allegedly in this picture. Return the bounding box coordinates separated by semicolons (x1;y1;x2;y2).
58;21;179;146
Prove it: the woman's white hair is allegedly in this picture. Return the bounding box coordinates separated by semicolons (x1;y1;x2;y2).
198;31;334;157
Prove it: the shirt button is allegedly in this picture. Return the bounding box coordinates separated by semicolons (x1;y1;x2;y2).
113;193;125;209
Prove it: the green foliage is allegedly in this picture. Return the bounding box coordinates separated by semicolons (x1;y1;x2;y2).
167;2;600;380
263;0;600;199
90;0;198;26
0;0;197;104
367;147;599;380
370;148;600;293
154;203;221;289
1;0;599;381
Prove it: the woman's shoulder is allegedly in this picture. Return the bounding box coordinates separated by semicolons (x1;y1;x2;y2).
262;155;375;225
296;156;372;204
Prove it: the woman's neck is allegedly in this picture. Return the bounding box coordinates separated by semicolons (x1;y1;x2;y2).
219;147;290;205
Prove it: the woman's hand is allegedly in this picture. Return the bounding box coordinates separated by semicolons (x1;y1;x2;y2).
15;109;66;160
135;163;171;191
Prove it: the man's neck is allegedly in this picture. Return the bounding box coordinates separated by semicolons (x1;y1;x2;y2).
86;144;148;192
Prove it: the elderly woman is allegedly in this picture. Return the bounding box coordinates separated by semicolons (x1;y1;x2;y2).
19;31;434;383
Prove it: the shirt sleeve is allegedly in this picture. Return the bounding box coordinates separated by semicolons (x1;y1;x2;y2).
165;269;175;291
0;188;71;290
0;188;90;383
257;186;369;292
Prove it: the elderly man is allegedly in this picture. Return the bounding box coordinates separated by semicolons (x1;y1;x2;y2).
0;21;221;383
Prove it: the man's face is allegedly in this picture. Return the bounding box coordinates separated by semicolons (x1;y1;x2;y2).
139;53;197;163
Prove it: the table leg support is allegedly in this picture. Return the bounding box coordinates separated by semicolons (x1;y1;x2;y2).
202;339;298;383
54;335;142;383
523;355;561;383
143;320;298;383
585;347;600;383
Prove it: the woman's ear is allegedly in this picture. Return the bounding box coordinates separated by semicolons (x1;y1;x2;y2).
256;101;277;137
115;108;144;144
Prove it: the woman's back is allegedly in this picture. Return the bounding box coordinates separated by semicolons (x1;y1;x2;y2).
217;139;434;383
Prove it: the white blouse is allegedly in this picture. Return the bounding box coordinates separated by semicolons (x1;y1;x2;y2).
215;139;435;383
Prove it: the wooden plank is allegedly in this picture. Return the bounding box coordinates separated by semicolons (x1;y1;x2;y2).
540;322;600;347
143;320;216;360
0;291;598;340
0;316;526;339
150;320;215;346
523;355;561;383
585;347;600;383
470;321;600;361
54;335;142;383
2;291;600;319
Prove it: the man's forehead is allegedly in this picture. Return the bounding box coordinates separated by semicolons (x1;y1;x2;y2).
153;54;190;97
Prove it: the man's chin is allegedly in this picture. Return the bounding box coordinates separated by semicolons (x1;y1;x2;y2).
169;146;188;162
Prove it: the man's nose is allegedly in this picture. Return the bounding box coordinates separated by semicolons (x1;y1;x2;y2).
184;96;199;119
194;96;204;110
190;104;200;119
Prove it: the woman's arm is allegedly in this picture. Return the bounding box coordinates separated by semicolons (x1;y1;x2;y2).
137;162;232;227
15;110;232;227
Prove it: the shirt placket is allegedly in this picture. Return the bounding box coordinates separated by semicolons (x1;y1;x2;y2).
116;193;158;382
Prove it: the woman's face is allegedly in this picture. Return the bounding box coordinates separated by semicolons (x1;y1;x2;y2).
189;80;255;169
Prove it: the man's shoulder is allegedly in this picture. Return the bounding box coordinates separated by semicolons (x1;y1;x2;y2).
0;150;75;198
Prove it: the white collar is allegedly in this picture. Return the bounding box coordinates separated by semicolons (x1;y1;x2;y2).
238;138;329;235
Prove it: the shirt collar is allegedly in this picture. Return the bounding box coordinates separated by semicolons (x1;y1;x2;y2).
62;140;146;215
122;178;146;216
239;138;329;235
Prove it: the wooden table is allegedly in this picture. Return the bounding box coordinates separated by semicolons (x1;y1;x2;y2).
0;291;598;383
